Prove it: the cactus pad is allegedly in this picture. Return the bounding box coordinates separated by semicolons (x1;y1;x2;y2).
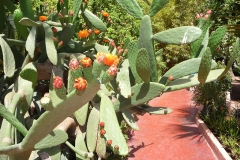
159;58;217;84
198;47;212;84
0;36;15;77
116;60;131;98
115;0;143;19
122;109;139;130
136;48;151;82
34;130;68;150
99;93;128;155
86;105;99;152
152;26;202;44
164;69;224;92
148;0;168;17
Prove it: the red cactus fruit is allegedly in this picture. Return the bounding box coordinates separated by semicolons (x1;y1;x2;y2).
114;145;119;151
100;129;106;136
69;58;80;70
99;122;105;128
74;77;88;91
53;76;64;89
96;52;106;64
168;75;173;81
107;140;112;146
107;65;118;77
206;10;212;14
69;10;74;16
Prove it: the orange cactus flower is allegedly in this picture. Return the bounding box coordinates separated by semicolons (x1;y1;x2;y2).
39;16;47;21
104;54;119;66
81;57;92;68
94;29;100;35
74;77;88;91
102;39;109;43
102;10;109;18
78;29;89;39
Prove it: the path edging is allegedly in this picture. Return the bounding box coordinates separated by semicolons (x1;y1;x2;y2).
195;117;232;160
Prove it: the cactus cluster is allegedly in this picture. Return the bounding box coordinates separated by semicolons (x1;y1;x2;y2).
0;0;239;159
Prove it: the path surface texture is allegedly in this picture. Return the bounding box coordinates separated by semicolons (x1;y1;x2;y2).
127;89;217;160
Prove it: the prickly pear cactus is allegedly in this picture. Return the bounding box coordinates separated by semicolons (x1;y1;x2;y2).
0;0;235;159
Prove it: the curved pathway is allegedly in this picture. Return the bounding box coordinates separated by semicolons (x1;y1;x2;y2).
127;89;217;160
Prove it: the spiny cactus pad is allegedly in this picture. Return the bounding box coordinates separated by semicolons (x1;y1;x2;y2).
208;26;227;56
0;103;28;136
116;60;131;98
115;0;143;19
138;15;158;82
86;105;100;152
198;47;212;84
75;132;90;160
19;62;38;87
159;58;217;84
164;69;224;92
25;27;36;59
136;48;151;82
115;82;165;111
152;26;202;44
100;93;128;155
122;109;139;130
217;38;240;80
72;0;83;23
0;36;15;77
190;20;212;58
74;102;89;126
83;9;107;32
148;0;169;17
127;41;142;83
34;130;68;150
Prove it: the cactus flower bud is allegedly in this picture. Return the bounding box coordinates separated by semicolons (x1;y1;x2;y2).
60;0;64;4
88;29;92;34
94;29;100;35
196;14;200;19
107;140;112;146
206;10;212;14
58;13;63;18
69;10;74;16
107;65;118;77
53;76;64;89
69;58;80;70
96;52;106;64
100;129;106;136
57;41;64;49
53;37;57;42
204;14;209;19
52;27;57;33
114;145;119;151
118;49;124;55
168;75;173;81
117;46;121;50
99;122;105;128
74;77;88;91
81;57;92;68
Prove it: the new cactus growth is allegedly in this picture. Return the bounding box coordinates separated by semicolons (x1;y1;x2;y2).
0;0;237;159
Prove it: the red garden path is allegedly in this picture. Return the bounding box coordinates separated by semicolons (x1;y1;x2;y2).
127;89;217;160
